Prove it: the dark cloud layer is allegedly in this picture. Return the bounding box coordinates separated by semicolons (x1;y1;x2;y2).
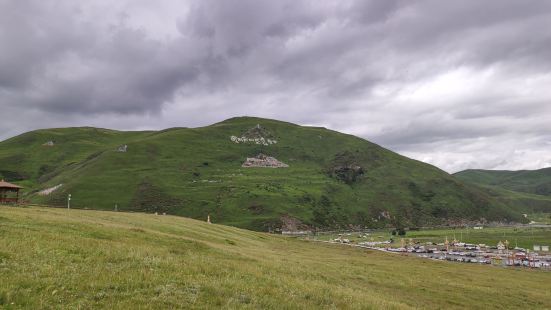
1;0;550;172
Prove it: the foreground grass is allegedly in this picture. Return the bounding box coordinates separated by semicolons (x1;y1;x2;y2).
1;207;550;309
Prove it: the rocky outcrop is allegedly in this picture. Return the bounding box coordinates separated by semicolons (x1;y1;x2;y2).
230;124;278;146
42;141;55;146
279;214;311;232
327;151;364;184
331;165;364;184
242;154;289;168
243;124;274;139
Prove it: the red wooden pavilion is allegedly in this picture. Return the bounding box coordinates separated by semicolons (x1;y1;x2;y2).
0;179;23;204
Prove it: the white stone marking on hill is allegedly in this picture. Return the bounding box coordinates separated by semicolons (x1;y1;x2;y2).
42;141;55;146
38;184;63;196
242;154;288;168
230;136;277;146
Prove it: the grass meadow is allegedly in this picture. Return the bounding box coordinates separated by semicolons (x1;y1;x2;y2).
1;206;550;309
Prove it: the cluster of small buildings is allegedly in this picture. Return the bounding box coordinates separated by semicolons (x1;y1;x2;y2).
317;231;551;270
282;230;312;236
357;240;392;246
373;239;551;269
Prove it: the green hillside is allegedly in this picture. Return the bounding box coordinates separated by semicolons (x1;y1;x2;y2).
1;206;550;309
455;168;551;196
455;169;551;214
0;117;524;230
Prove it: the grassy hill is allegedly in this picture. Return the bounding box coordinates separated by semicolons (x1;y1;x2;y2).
1;206;550;309
455;168;551;196
0;117;525;230
455;169;551;214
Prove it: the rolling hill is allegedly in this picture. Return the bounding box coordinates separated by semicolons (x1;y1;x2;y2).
455;169;551;214
0;117;525;230
1;206;550;309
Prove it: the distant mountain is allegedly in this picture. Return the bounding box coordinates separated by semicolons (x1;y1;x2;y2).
0;117;525;230
455;168;551;214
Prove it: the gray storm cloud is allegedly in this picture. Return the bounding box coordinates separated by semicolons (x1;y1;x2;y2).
0;0;550;172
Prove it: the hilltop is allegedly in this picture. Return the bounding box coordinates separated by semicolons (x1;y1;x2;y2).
0;206;549;309
455;168;551;215
0;117;525;230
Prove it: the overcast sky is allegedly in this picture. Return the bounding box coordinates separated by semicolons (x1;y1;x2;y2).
1;0;550;173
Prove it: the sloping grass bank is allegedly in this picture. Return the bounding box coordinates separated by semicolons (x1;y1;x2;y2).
1;206;550;309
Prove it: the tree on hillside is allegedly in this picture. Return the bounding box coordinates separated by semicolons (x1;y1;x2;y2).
312;195;332;228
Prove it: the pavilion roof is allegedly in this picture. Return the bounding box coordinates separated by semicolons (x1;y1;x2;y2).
0;179;23;189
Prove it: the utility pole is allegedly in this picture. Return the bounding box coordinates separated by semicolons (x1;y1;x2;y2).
67;194;71;209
